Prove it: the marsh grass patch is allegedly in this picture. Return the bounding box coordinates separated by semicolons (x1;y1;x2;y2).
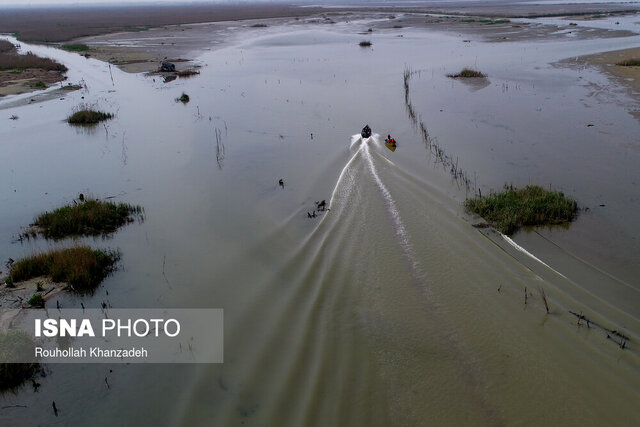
67;103;113;125
8;247;120;292
31;199;143;239
465;185;578;235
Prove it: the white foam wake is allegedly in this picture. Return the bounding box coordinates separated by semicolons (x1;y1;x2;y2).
362;141;424;278
501;234;567;279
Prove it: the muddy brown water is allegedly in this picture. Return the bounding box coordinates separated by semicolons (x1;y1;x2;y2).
1;14;639;426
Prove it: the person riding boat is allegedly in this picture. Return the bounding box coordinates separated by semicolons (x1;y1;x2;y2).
361;125;372;139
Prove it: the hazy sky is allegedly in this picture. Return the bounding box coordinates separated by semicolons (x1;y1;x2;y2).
0;0;281;6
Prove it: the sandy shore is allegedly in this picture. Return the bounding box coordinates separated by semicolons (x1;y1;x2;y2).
0;275;67;312
563;47;640;119
0;68;67;97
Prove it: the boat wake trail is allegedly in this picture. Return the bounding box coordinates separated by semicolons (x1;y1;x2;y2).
361;140;424;281
326;134;424;282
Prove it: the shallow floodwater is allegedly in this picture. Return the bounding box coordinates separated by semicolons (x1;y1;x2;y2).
1;15;640;426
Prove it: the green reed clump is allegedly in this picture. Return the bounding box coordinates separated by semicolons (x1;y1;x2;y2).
67;109;113;125
448;68;486;78
9;247;119;292
33;199;143;238
465;185;577;235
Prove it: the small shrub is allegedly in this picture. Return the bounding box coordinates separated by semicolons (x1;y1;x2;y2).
177;93;190;104
34;81;46;89
27;293;44;308
359;41;372;47
448;68;486;78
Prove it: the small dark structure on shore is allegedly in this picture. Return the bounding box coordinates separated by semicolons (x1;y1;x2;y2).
159;60;176;72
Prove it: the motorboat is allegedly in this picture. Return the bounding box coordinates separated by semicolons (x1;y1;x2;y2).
385;135;397;151
361;125;372;139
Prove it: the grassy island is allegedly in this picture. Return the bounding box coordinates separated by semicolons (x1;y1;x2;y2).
32;199;143;238
447;68;486;78
67;108;113;125
8;247;119;292
465;185;578;234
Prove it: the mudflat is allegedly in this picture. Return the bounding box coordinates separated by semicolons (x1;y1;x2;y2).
0;4;323;42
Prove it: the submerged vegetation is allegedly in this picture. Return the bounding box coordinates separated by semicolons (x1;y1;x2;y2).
616;58;640;67
67;105;113;125
8;247;119;292
447;68;486;78
465;185;578;235
32;199;143;238
0;331;40;392
403;66;473;190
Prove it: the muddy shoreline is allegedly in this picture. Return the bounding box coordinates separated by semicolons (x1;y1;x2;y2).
68;9;637;74
566;46;640;119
